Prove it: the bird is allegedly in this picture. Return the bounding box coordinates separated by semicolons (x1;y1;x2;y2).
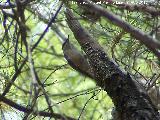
62;37;94;79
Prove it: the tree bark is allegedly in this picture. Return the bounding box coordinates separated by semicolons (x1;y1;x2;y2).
64;8;160;120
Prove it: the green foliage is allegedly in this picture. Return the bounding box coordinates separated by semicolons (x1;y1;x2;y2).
0;0;160;119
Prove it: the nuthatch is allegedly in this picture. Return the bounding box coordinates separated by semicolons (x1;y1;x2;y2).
62;38;94;79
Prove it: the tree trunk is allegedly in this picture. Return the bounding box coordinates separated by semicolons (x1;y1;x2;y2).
64;8;160;120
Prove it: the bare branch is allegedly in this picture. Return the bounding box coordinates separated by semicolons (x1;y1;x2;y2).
77;0;160;59
0;95;76;120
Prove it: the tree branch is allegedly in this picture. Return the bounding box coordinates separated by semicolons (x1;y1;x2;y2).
72;0;160;59
0;95;75;120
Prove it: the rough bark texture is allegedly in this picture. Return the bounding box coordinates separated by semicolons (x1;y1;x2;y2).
65;8;160;120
